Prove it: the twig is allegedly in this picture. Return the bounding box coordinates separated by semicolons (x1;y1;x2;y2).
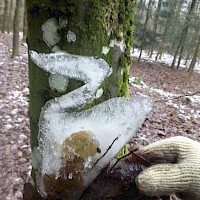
110;152;131;172
110;151;151;172
155;91;200;103
94;136;119;166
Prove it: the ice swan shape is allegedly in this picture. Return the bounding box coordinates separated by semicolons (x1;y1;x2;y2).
30;51;153;199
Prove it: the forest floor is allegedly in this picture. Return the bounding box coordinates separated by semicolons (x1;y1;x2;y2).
0;32;200;200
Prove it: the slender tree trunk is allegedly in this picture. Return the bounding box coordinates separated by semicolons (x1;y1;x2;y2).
149;0;162;57
0;1;4;31
184;52;190;66
11;0;22;58
138;0;153;62
8;0;14;33
139;0;146;20
155;0;177;61
188;35;200;77
22;0;27;43
171;0;197;69
27;1;136;199
2;0;9;33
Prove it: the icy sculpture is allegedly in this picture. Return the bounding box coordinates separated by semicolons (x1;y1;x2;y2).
30;51;153;199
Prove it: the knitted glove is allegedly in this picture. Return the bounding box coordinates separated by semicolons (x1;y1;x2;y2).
136;136;200;200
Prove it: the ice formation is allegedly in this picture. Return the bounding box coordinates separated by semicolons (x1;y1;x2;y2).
109;32;126;53
101;46;110;55
30;51;153;199
42;18;61;47
48;74;69;92
67;31;76;42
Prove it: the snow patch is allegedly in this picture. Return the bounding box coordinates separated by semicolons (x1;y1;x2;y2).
130;76;200;119
132;48;200;73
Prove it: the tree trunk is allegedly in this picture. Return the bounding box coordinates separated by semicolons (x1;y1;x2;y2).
2;0;9;33
138;0;153;62
22;0;27;43
27;0;136;199
188;35;200;77
0;0;4;31
8;0;14;33
11;0;22;58
171;0;197;69
149;0;162;57
155;0;177;61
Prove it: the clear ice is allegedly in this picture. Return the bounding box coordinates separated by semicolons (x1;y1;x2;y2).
30;51;153;199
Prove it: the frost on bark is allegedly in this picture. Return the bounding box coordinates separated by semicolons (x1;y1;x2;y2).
26;1;153;199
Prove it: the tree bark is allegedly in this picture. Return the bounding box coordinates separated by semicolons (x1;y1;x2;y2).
155;0;177;61
0;0;5;31
11;0;22;58
2;0;9;33
8;0;14;33
22;0;27;43
138;0;153;62
171;0;197;69
27;0;136;199
188;35;200;77
149;0;162;57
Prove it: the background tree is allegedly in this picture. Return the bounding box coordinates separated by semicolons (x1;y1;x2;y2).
155;0;178;60
22;0;27;43
134;0;200;73
171;0;197;69
188;34;200;77
8;0;14;33
27;0;136;198
11;0;22;58
138;0;153;62
149;0;162;57
2;0;9;33
0;0;5;31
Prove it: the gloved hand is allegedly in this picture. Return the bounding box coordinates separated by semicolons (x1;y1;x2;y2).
135;136;200;200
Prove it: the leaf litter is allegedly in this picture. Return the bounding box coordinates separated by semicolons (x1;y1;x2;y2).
0;33;200;199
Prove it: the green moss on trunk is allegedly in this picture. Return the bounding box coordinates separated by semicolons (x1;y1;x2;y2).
27;0;136;192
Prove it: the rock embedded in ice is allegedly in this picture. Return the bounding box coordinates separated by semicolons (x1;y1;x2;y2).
30;51;153;199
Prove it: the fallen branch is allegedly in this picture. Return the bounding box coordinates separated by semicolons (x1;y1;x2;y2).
155;91;200;103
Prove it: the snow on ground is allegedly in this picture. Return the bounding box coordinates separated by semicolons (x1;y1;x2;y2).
0;33;31;200
129;77;200;120
131;48;200;73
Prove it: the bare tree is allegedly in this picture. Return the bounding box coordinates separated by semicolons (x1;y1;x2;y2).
188;34;200;77
11;0;23;58
22;0;27;43
2;0;9;33
138;0;153;62
149;0;162;57
171;0;197;69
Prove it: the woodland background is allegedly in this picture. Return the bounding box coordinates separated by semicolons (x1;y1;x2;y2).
0;0;200;199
